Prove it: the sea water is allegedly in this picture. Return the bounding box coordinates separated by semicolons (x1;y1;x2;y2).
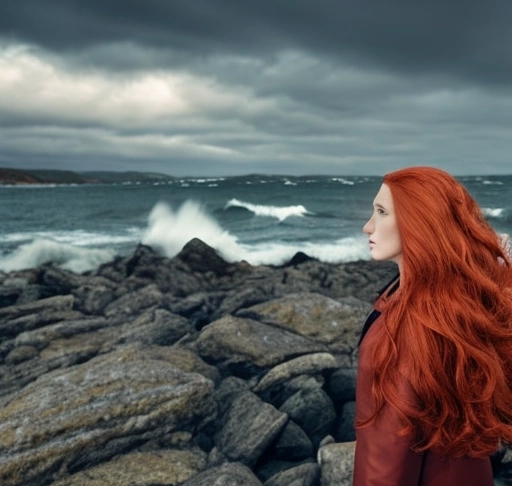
0;174;510;273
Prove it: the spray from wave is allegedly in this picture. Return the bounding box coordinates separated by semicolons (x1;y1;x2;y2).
225;199;311;221
0;239;115;273
142;200;243;262
236;237;370;265
142;200;368;265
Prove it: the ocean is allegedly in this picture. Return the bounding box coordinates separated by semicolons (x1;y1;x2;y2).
0;174;511;274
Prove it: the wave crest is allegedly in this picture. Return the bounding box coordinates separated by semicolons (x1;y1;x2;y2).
225;199;311;221
482;208;505;218
142;201;242;261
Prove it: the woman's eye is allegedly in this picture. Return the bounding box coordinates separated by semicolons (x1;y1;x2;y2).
376;208;386;215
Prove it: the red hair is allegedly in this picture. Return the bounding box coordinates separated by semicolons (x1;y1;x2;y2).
359;166;512;457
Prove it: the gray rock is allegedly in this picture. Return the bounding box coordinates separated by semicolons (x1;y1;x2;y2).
115;308;193;346
177;238;230;276
270;420;314;461
280;387;336;448
239;293;370;366
0;346;216;486
103;284;163;317
318;441;355;486
195;315;326;376
0;240;404;486
215;389;288;466
326;368;357;403
254;353;339;393
259;375;325;410
74;284;115;315
264;462;320;486
180;462;263;486
0;277;29;307
50;449;207;486
335;401;356;443
0;294;75;334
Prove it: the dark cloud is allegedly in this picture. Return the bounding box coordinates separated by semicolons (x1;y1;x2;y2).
2;1;512;85
0;1;511;176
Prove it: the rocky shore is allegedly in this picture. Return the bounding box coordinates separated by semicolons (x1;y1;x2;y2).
0;239;510;486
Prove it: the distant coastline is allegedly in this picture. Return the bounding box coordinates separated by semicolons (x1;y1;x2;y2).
0;167;176;185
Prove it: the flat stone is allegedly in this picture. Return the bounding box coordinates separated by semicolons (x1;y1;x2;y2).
50;449;207;486
254;353;339;392
0;346;216;486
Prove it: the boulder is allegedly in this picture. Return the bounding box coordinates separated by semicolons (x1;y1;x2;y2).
238;293;370;366
254;353;339;393
214;388;288;466
0;346;216;486
49;449;207;486
279;387;336;448
194;315;327;377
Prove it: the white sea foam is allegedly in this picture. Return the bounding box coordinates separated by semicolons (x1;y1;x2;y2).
0;230;141;247
142;201;243;262
482;208;505;218
232;236;369;266
482;180;504;185
331;177;355;186
0;238;115;273
195;178;225;183
225;199;311;221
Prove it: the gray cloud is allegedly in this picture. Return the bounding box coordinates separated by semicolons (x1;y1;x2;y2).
0;1;511;175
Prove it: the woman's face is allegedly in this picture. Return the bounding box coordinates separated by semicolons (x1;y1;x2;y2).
363;183;403;266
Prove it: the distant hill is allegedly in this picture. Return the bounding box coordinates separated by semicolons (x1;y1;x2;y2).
0;168;176;185
79;171;176;184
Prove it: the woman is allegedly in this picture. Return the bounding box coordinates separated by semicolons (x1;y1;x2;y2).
353;167;512;485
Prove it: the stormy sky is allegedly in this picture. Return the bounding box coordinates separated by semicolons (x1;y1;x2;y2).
1;1;511;176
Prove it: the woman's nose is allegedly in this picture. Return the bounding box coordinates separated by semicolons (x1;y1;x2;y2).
363;218;373;235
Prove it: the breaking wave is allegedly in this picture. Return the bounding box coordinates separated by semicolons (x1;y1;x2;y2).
0;239;115;273
225;199;311;221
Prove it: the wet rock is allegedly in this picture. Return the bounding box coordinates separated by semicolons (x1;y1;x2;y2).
177;238;230;276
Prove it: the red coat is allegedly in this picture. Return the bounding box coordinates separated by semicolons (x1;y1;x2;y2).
353;312;493;486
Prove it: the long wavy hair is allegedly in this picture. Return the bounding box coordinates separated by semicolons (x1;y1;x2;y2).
359;166;512;457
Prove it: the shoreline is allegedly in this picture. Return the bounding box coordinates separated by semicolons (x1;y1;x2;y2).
1;239;510;486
